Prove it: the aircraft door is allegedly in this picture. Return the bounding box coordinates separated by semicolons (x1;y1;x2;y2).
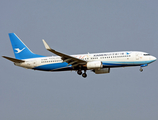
136;53;139;60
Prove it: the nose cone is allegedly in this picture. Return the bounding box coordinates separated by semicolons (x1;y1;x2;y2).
148;56;156;64
152;56;157;61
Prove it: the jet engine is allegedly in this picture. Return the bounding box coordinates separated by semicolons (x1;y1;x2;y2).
87;61;103;69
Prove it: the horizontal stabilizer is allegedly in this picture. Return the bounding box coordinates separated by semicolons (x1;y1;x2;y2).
2;56;25;63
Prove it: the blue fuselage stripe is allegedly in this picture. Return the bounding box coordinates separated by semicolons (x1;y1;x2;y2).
34;62;69;71
102;60;155;66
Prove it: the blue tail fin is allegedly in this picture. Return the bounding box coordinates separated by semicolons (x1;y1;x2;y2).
9;33;45;59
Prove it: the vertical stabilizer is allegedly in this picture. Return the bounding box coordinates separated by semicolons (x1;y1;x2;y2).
9;33;44;59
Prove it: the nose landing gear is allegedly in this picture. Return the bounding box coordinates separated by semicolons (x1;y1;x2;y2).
139;64;148;72
140;67;143;72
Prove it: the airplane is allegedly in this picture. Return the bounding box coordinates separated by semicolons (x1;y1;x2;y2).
2;33;157;78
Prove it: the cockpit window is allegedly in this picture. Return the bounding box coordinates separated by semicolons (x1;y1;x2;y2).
143;54;150;56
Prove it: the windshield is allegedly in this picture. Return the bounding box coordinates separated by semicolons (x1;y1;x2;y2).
143;54;150;56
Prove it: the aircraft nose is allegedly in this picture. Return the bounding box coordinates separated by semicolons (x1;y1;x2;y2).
152;56;157;61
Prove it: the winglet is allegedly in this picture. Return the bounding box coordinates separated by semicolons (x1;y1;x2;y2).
42;39;51;50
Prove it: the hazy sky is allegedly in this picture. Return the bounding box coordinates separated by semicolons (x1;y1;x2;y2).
1;1;158;120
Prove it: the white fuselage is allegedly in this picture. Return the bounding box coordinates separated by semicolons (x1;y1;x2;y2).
15;51;156;71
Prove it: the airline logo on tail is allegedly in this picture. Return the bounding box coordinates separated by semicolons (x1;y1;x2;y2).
15;47;25;53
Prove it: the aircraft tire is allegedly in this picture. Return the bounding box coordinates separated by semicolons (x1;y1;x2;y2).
140;68;143;72
82;73;87;78
77;70;82;75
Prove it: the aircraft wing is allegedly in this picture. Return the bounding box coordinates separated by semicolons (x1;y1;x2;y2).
2;56;25;63
42;40;87;66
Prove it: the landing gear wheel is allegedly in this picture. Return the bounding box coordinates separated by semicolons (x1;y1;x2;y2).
77;70;82;75
82;73;87;78
140;67;143;72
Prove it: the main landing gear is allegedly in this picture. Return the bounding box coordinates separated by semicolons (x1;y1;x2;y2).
77;70;87;78
77;70;82;75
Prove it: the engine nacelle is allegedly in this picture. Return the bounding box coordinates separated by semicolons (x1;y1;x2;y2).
94;68;110;74
87;61;103;69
